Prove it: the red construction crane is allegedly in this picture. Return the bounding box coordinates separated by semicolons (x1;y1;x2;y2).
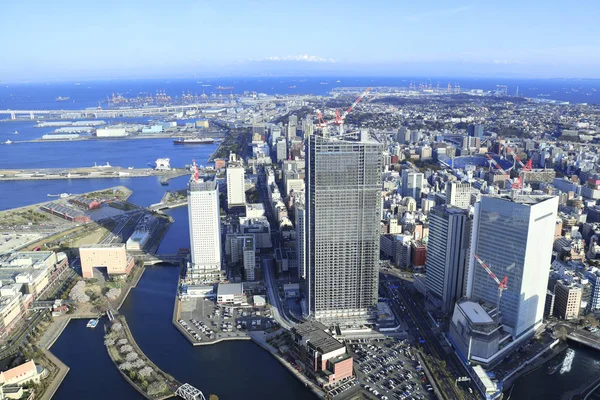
316;88;371;129
485;153;509;175
192;159;199;181
506;147;532;171
474;254;508;317
505;147;532;189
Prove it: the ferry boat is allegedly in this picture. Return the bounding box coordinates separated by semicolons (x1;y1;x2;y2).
87;318;99;328
173;137;214;145
56;96;70;102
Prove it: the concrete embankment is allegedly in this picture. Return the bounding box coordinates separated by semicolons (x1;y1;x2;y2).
40;350;70;400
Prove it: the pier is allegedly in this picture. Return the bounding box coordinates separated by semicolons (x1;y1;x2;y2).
0;102;229;120
0;166;191;181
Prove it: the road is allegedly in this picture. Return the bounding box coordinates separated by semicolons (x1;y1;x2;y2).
262;258;295;331
255;166;295;331
382;273;477;400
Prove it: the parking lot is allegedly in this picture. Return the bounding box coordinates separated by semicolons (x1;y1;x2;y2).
350;339;435;400
177;298;278;343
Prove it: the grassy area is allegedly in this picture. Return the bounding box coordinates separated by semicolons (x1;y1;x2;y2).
83;188;130;200
0;207;50;226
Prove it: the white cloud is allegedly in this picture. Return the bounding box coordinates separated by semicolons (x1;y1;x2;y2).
255;54;336;63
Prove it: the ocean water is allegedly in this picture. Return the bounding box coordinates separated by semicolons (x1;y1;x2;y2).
0;77;598;114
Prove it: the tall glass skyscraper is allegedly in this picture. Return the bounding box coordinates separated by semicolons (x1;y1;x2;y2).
467;195;558;338
305;133;383;325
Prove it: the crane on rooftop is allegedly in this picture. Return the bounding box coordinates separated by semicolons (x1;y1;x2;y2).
474;254;508;321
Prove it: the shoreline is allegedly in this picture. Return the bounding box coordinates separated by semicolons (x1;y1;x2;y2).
171;295;323;398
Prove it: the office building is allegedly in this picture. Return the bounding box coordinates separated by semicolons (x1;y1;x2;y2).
288;115;298;140
296;200;307;280
226;153;245;208
306;134;382;324
553;280;582;320
397;127;410;144
276;138;287;162
401;170;424;200
188;178;222;282
466;195;558;338
80;244;134;279
468;124;484;139
446;181;472;209
425;206;471;313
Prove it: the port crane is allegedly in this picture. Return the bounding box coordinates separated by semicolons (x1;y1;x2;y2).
316;87;372;130
473;254;508;320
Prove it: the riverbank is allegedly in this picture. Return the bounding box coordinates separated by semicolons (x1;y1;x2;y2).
502;339;566;390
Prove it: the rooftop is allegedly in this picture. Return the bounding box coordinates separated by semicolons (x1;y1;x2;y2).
80;243;125;249
459;300;494;324
293;321;345;354
189;179;218;192
217;283;243;296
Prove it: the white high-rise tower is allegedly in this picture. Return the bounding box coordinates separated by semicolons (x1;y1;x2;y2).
467;195;558;338
226;153;245;208
187;171;222;283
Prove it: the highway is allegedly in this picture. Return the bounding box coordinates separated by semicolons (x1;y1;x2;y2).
382;273;477;400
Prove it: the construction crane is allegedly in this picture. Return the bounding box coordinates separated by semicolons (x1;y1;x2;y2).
505;147;532;189
485;153;521;189
316;88;371;131
473;254;508;319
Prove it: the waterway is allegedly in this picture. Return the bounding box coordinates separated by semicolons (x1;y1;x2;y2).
508;344;600;400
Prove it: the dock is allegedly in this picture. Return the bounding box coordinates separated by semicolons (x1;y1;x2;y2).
0;166;190;181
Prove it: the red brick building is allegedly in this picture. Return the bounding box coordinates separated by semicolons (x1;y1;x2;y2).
411;240;427;267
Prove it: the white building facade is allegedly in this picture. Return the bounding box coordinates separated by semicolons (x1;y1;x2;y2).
188;179;222;282
226;154;246;208
467;195;558;338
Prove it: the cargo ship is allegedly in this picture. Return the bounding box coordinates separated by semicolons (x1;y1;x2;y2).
173;137;214;145
56;96;70;102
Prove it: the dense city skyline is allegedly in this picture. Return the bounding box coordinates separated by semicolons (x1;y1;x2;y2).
3;1;600;80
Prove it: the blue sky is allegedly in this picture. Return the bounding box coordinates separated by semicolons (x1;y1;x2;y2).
2;0;600;81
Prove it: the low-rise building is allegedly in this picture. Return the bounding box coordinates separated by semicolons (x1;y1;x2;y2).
79;244;134;279
554;280;582;320
290;321;354;388
216;283;245;305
